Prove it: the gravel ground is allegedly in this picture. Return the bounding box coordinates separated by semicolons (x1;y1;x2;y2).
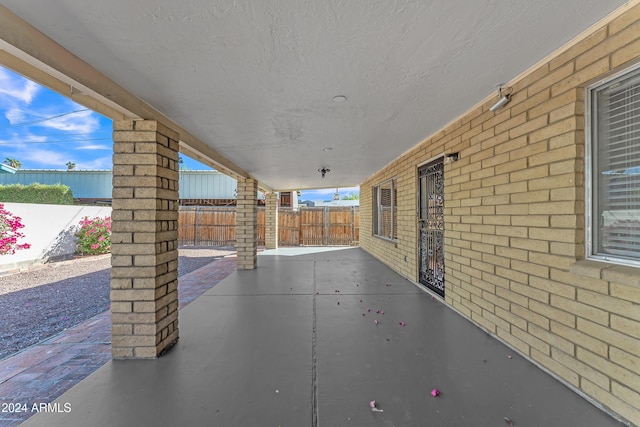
0;247;235;360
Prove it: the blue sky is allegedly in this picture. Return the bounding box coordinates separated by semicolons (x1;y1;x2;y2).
0;66;358;200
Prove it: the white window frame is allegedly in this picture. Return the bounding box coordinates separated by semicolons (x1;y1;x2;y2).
373;178;397;241
586;62;640;267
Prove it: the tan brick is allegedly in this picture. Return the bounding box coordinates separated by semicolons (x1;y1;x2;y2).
612;381;640;413
553;348;610;390
527;62;575;97
130;346;157;358
113;334;157;347
577;347;640;392
530;299;575;327
508;115;549;139
580;378;640;425
577;318;640;356
549;26;608;70
512;326;550;355
610;347;640;380
511;215;549;229
510;90;551;117
111;347;134;358
111;324;133;335
551;295;609;325
531;349;579;387
577;289;640;322
529;323;575;355
551;320;611;357
496;327;530;355
611;37;640;68
511;302;550;329
611;315;640;340
605;267;640;288
510;238;548;253
552;58;610;96
111;289;156;301
552;269;608;294
510;165;548;182
110;301;132;313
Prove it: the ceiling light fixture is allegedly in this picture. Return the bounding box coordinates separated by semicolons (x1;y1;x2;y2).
489;84;513;112
332;95;347;102
318;167;330;178
322;147;333;152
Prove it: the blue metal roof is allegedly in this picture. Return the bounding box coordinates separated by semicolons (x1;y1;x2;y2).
0;164;17;174
0;170;238;199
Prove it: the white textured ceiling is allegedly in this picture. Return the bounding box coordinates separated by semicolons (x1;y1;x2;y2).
0;0;628;190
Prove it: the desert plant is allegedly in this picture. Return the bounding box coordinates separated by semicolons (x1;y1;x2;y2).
75;216;111;255
0;204;31;255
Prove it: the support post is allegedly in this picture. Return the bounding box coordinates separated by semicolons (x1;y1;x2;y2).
236;178;257;269
265;192;278;249
110;119;180;359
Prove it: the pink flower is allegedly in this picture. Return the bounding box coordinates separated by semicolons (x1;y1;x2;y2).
431;388;440;397
374;320;378;325
381;311;384;315
367;308;371;312
399;322;406;326
369;400;383;412
376;309;380;313
91;243;100;250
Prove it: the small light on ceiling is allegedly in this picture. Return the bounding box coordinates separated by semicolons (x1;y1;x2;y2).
322;147;333;152
318;167;330;179
332;95;347;102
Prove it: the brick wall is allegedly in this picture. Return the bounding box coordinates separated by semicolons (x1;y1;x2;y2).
360;4;640;424
236;178;258;269
110;119;180;358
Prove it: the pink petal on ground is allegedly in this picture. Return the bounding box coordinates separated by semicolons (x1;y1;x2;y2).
399;321;406;326
431;295;435;300
367;308;371;312
369;400;376;408
507;355;513;359
431;388;440;397
374;320;378;325
337;302;340;305
381;311;384;315
376;309;380;313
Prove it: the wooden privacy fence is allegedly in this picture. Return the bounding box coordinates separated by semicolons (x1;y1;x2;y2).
179;206;359;247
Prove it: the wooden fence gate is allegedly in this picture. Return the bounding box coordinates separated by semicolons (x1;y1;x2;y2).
180;206;359;247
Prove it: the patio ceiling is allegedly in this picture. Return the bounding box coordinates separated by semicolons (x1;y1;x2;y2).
0;0;628;191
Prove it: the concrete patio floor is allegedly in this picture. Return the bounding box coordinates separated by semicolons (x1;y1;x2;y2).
22;247;623;426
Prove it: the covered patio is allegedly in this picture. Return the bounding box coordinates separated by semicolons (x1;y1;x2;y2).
23;248;620;426
1;1;639;425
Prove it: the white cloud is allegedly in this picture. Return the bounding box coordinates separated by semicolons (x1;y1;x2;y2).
19;147;69;167
5;107;27;124
78;156;112;170
0;68;39;105
38;109;100;134
76;144;111;150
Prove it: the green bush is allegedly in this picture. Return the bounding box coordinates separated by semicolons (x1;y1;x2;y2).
0;183;74;205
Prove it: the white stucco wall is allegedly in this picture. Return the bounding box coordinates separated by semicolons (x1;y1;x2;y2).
0;203;111;272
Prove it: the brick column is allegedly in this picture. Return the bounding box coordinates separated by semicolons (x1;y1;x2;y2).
265;192;278;249
236;178;257;269
110;119;180;359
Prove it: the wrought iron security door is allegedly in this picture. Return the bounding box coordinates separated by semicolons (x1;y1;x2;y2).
418;159;445;297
